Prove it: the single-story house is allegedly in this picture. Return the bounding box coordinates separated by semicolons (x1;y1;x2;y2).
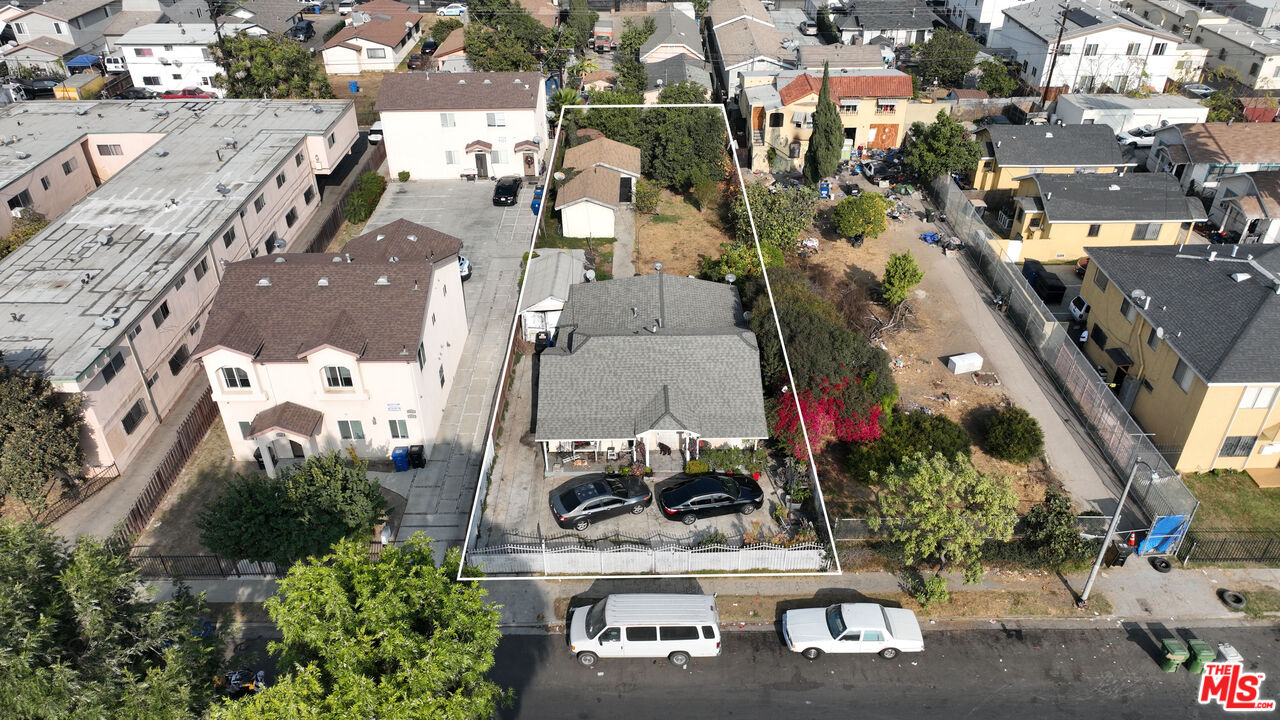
519;248;587;342
644;54;713;104
556;136;642;238
535;272;770;472
321;1;424;75
432;26;469;72
580;69;616;92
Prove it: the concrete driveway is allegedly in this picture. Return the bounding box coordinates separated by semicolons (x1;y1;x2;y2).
365;179;537;558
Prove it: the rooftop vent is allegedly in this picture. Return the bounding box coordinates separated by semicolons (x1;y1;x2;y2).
1044;131;1054;138
1044;191;1052;201
483;79;491;84
1108;184;1120;191
1209;250;1218;262
256;277;271;286
514;78;522;83
13;151;28;159
99;235;112;246
317;276;329;286
75;108;87;116
216;183;230;195
332;256;343;262
407;234;417;242
375;233;386;241
154;148;168;157
274;256;286;263
1232;272;1252;282
310;105;323;114
458;79;466;84
94;315;119;329
222;136;237;148
389;256;399;263
155;109;169;118
375;274;390;285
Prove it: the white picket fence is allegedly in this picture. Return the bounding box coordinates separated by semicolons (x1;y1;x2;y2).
467;542;829;575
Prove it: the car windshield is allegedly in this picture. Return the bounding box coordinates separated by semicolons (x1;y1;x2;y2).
825;605;847;639
585;600;607;639
716;475;739;495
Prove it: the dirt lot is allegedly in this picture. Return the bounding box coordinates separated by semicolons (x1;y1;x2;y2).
328;72;384;127
634;187;734;277
781;175;1058;516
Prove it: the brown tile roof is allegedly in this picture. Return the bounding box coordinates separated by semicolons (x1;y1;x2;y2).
556;166;622;210
247;402;324;439
1178;122;1280;165
465;139;493;151
343;218;463;263
434;26;465;58
563;137;641;176
192;222;459;363
324;8;423;50
376;72;542;112
515;0;557;28
778;73;913;105
949;88;990;99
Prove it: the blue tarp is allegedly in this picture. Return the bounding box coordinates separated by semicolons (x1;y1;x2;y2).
66;54;100;67
1139;514;1190;555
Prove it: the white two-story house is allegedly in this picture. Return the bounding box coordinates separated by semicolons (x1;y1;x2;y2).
376;71;548;180
115;23;250;96
0;0;122;74
192;220;468;476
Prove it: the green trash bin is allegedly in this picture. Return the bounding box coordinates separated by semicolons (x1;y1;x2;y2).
1161;638;1190;672
1186;639;1215;673
925;208;936;222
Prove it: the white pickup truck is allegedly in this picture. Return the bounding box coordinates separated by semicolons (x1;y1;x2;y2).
782;603;924;660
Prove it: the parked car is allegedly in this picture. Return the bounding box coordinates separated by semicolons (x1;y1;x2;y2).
492;175;521;206
863;161;905;185
14;77;62;99
550;474;652;531
436;2;466;15
368;120;383;144
1183;82;1215;98
113;87;157;100
657;472;763;525
1116;125;1156;147
567;594;722;667
288;19;315;41
782;603;925;660
338;0;355;13
421;39;438;57
799;20;818;35
1069;295;1090;322
458;255;472;280
977;114;1011;126
406;53;425;70
161;87;215;99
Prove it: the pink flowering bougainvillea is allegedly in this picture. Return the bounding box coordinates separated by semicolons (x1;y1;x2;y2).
771;376;882;459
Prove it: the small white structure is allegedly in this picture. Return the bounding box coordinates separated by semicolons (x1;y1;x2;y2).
946;352;984;374
322;0;423;75
555;136;642;238
519;249;587;342
1054;93;1209;133
115;23;253;97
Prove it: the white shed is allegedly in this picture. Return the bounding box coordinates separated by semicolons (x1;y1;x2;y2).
520;249;587;341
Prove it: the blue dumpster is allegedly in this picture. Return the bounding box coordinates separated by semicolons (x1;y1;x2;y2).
348;81;359;93
391;446;410;472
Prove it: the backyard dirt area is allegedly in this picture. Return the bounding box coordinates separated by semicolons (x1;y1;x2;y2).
328;72;384;127
635;186;734;277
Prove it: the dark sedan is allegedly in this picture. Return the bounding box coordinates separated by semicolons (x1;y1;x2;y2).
113;87;157;100
492;175;521;206
550;474;651;531
658;472;764;525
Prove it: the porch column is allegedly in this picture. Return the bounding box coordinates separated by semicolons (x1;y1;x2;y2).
305;436;321;457
542;442;549;473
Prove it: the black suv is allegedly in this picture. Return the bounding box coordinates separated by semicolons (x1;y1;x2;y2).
550;474;651;531
658;472;764;525
492;175;521;206
288;20;315;41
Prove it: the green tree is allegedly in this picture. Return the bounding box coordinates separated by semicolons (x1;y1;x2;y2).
847;410;971;481
646;106;726;188
816;6;839;44
729;182;820;253
698;241;784;280
803;64;842;184
464;24;539;71
567;55;599;84
903;110;980;182
633;178;662;213
430;17;463;43
210;35;333;99
869;452;1017;582
1021;486;1090;568
881;251;923;306
976;59;1018;97
983;405;1045;463
917;29;979;88
615;57;647;96
549;87;582;117
831;192;891;239
0;353;83;514
0;520;223;720
210;536;508;720
657;81;709;104
197;451;387;566
563;0;598;52
617;16;656;57
1203;91;1245;123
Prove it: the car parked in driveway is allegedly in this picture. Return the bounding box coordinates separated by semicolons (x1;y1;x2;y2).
288;19;315;41
782;603;924;660
550;474;652;531
1116;126;1156;147
492;175;521;205
799;20;818;35
437;2;466;15
406;53;425;70
368;120;383;144
1069;295;1090;321
1183;83;1215;98
657;472;763;525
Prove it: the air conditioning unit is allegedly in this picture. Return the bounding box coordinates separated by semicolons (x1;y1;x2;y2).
94;316;119;329
173;59;182;67
9;207;22;218
159;57;171;65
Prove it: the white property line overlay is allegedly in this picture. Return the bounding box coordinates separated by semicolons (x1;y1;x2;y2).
456;102;841;581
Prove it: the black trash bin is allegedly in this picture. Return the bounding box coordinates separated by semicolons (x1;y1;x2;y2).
408;444;426;469
1110;539;1133;567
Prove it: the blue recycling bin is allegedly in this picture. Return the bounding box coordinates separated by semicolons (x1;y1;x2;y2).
531;197;542;215
391;446;410;472
348;80;359;93
819;181;831;199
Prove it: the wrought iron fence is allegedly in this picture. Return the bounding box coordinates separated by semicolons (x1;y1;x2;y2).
1177;530;1280;565
930;176;1198;554
832;515;1113;541
36;463;120;526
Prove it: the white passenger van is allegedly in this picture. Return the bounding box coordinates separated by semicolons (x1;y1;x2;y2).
567;594;721;666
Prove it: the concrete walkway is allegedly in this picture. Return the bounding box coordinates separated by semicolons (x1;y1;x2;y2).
612;208;636;278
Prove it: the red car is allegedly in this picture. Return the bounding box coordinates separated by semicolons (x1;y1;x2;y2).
161;88;215;99
406;54;425;70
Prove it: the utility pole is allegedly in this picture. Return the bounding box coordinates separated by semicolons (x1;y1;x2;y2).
205;0;233;81
1040;3;1070;109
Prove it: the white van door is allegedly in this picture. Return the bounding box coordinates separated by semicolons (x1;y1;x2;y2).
596;627;625;657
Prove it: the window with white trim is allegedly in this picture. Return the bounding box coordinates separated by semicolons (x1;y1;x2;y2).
97;144;123;156
366;47;386;58
323;366;354;388
390;419;408;439
440;112;456;127
486;112;506;127
444;150;459;164
221;367;251;389
338;420;364;440
1239;387;1276;409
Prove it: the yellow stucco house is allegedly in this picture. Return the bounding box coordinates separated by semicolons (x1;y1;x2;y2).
1080;244;1280;482
999;173;1206;262
971;124;1134;194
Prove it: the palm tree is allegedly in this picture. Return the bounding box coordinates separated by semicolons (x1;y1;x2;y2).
567;57;599;84
549;87;583;117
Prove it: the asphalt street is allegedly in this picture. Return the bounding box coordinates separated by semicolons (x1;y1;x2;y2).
491;625;1280;719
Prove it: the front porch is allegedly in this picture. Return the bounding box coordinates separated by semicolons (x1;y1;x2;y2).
245;401;323;478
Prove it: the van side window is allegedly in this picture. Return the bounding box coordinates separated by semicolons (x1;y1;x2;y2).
660;626;700;641
626;627;658;641
701;625;717;639
600;628;621;643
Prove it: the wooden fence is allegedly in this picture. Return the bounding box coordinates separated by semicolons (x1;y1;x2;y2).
1178;530;1280;565
113;389;219;544
300;140;387;254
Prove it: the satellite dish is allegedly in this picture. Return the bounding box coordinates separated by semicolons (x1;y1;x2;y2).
584;269;596;281
1155;327;1164;339
273;237;286;249
553;171;565;181
724;273;736;283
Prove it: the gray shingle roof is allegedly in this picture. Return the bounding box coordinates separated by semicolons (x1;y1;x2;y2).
535;274;768;441
841;2;939;31
639;6;703;61
646;54;713;93
1030;173;1206;222
982;124;1127;167
1002;0;1180;42
520;249;586;313
1085;245;1280;383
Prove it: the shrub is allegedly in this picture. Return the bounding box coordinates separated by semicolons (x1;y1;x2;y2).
983;406;1044;463
685;459;709;474
634;179;661;214
323;19;345;42
911;575;950;608
344;171;387;223
881;251;923;306
397;170;410;182
690;178;718;212
831;193;891;239
1021;487;1091;568
847;410;970;481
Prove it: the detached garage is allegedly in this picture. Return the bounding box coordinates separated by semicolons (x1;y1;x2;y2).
555;136;641;239
520;249;587;342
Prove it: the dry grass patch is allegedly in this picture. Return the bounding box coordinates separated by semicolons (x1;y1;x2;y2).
328;72;385;127
635;188;734;277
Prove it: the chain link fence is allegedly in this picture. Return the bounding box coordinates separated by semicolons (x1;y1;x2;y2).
931;176;1198;555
